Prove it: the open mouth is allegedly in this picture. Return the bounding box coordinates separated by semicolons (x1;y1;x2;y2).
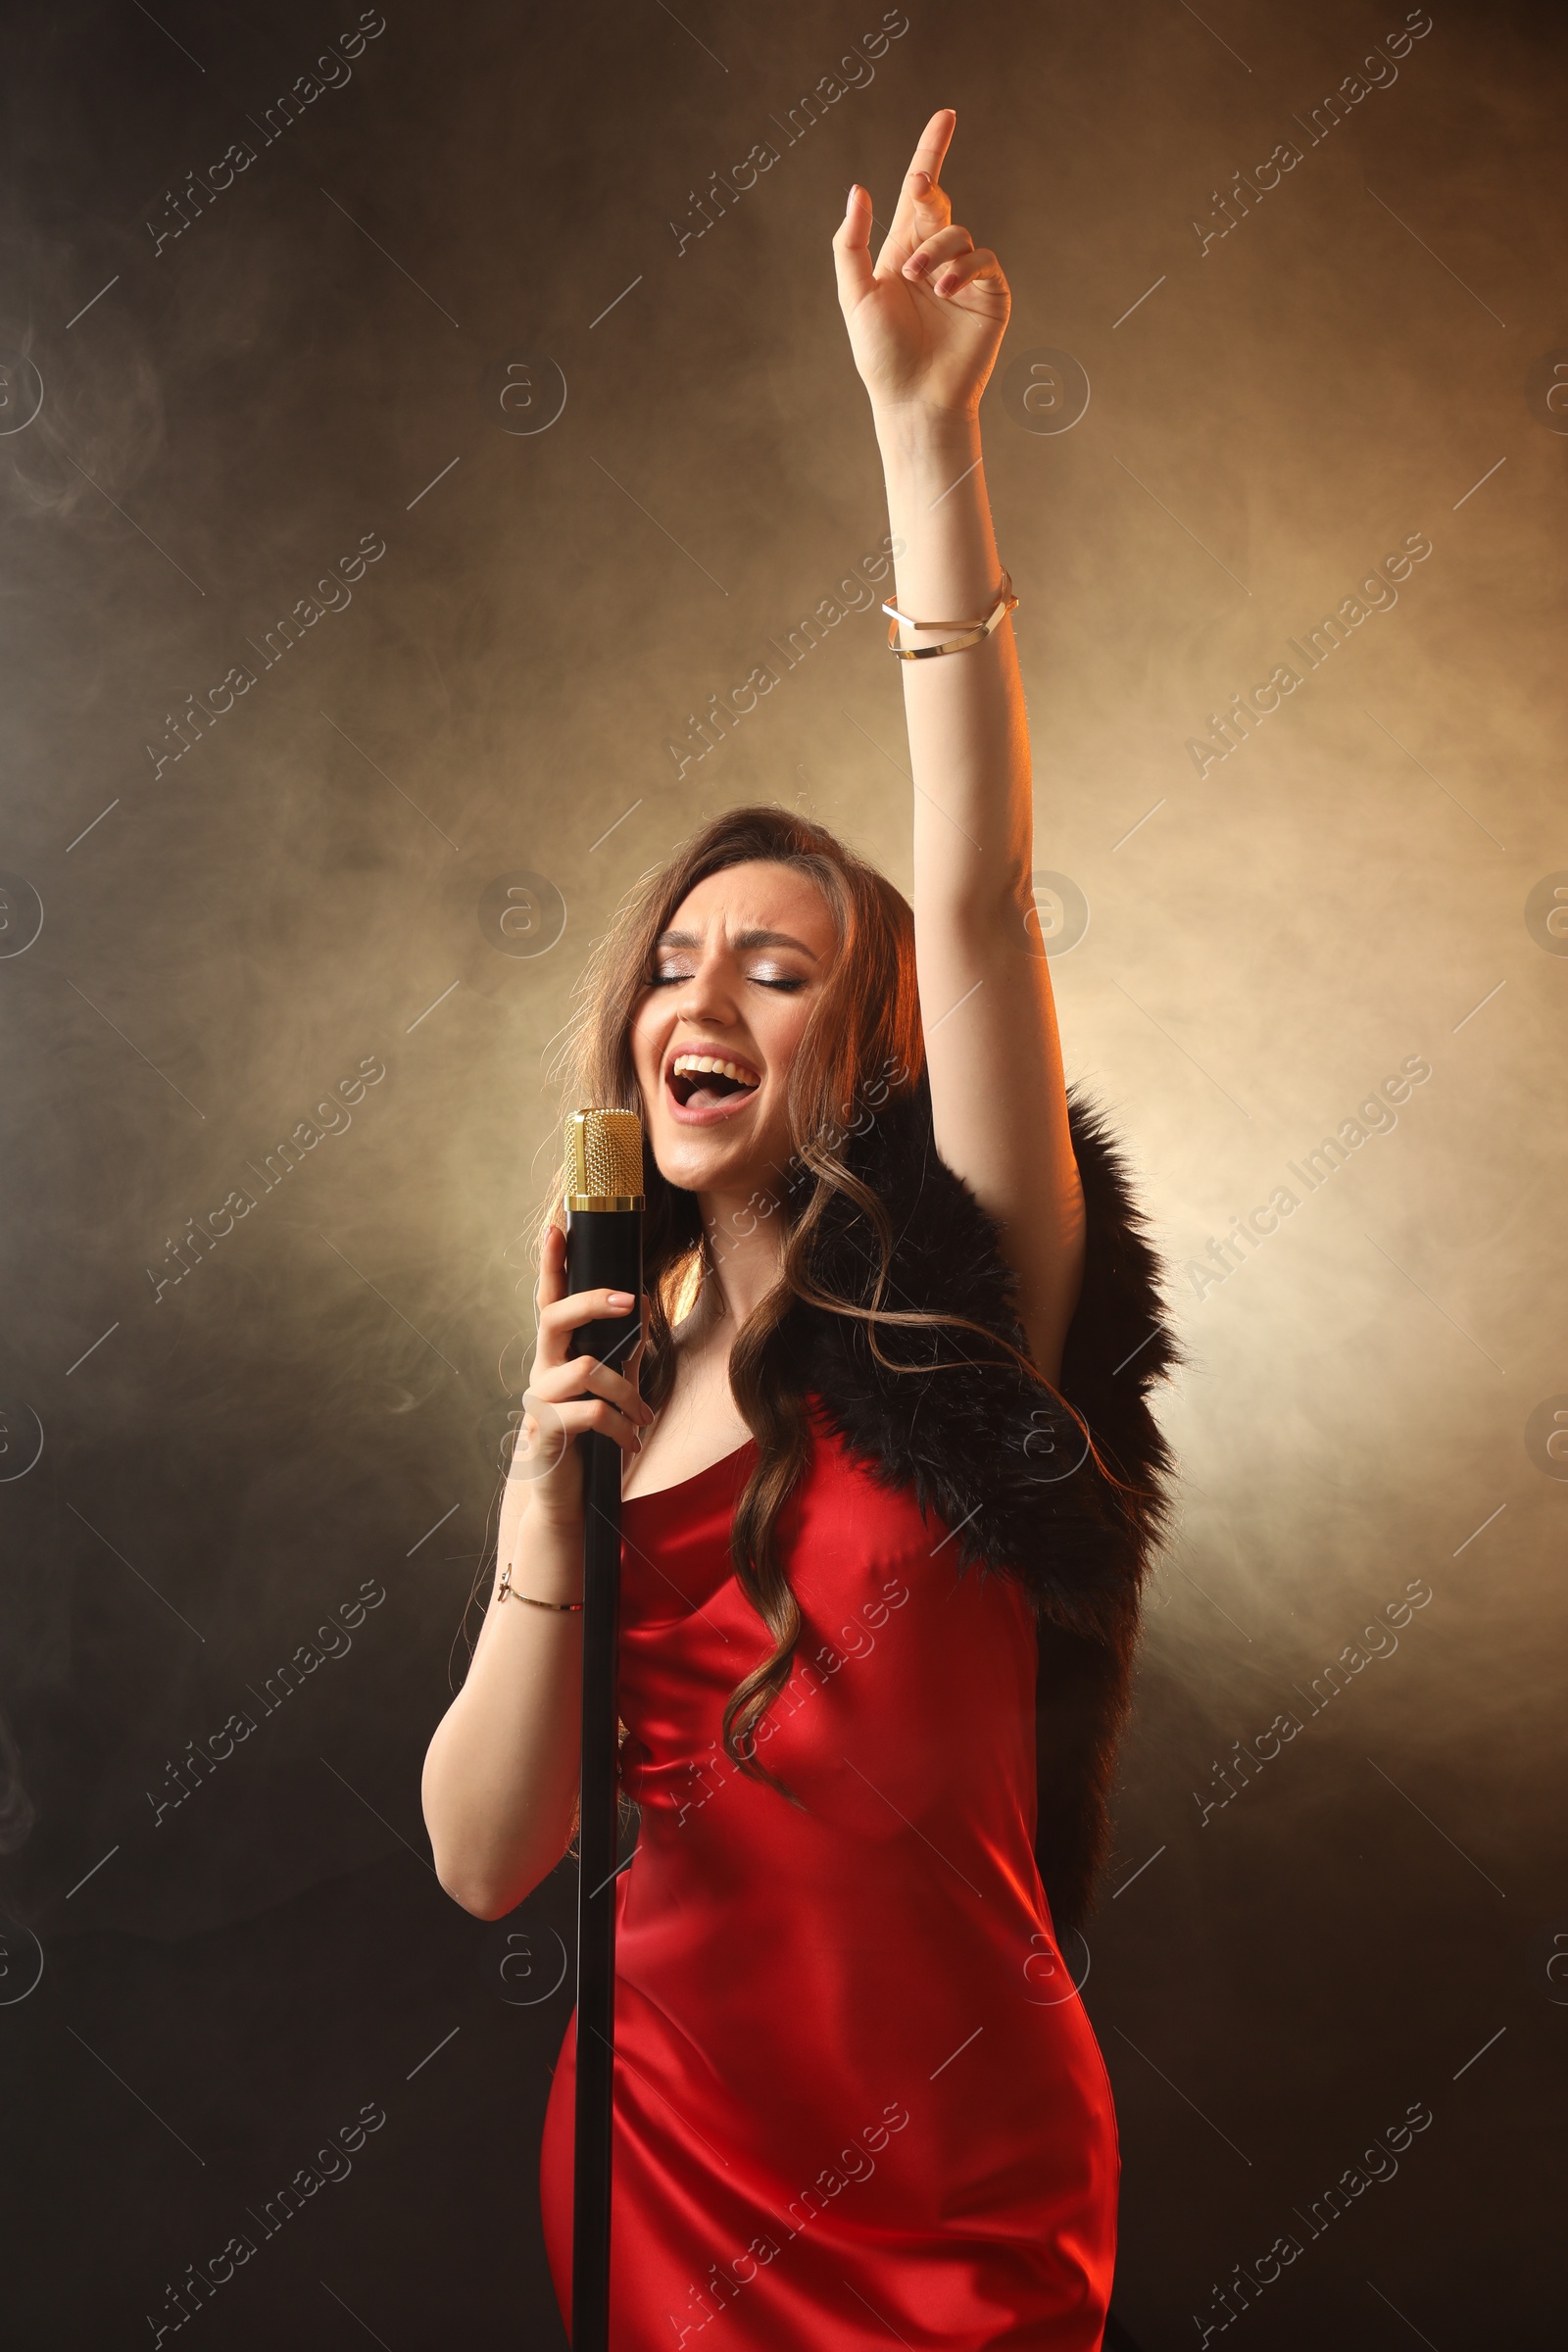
668;1053;761;1112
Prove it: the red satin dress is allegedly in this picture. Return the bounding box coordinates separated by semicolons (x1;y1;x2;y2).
539;1410;1118;2348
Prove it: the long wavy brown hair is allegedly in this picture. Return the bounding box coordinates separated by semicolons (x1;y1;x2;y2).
548;806;1097;1805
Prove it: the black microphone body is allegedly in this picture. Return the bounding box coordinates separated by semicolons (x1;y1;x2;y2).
563;1109;644;2352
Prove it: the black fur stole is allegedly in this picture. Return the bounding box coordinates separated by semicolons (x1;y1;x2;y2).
777;1076;1184;1935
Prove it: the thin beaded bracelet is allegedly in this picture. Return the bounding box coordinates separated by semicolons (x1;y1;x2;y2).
498;1559;583;1610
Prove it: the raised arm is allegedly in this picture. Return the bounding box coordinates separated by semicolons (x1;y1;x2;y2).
833;108;1085;1383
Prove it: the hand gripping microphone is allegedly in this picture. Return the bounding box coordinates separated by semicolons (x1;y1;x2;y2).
563;1107;644;2352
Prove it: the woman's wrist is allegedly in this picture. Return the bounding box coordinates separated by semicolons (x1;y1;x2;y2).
501;1566;585;1609
872;402;989;535
499;1565;585;1610
871;397;982;462
503;1490;586;1603
871;402;1000;620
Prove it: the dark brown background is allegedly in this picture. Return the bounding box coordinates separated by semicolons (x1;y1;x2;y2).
1;1;1564;2343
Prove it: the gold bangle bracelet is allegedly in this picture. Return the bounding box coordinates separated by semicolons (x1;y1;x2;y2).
498;1562;583;1610
882;570;1018;661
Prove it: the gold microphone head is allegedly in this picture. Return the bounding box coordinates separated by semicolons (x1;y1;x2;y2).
563;1107;645;1210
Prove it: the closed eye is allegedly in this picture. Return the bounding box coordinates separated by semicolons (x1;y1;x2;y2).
647;967;808;991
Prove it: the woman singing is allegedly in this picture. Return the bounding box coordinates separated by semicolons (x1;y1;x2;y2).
422;109;1180;2350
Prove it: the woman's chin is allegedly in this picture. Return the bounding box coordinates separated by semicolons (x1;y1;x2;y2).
654;1140;741;1194
652;1126;776;1200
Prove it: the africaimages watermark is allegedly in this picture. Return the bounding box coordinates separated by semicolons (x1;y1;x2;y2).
1180;1054;1433;1301
1183;533;1434;779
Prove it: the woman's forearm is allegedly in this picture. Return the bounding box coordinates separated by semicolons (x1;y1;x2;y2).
872;401;1033;908
420;1495;586;1918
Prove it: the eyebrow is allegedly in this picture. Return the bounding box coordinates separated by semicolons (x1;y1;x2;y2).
655;927;821;960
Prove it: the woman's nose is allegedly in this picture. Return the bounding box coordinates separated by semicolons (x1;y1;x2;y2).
674;953;736;1023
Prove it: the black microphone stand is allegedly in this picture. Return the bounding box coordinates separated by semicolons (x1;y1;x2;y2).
565;1179;642;2352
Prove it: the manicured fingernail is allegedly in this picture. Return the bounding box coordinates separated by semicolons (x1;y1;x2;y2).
608;1291;635;1308
904;255;928;277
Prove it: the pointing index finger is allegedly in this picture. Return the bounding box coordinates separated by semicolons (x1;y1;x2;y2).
882;106;956;268
906;105;956;192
